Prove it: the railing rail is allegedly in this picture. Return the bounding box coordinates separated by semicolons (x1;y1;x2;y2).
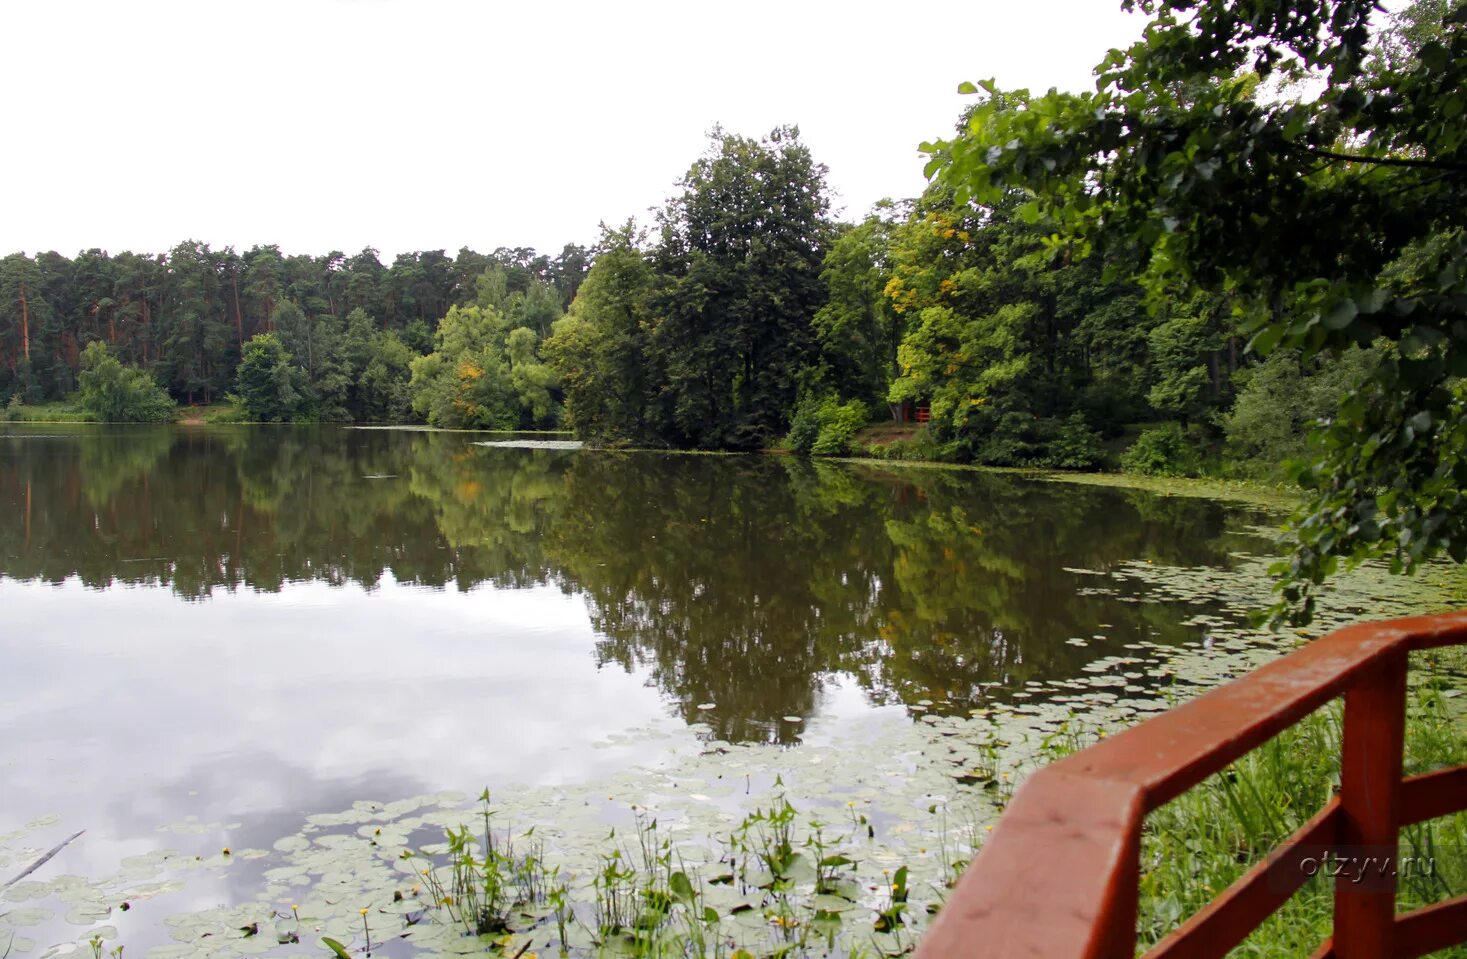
914;612;1467;959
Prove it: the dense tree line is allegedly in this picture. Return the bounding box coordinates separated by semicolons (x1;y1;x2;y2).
0;118;1384;478
546;128;1368;475
0;242;588;419
0;133;1380;474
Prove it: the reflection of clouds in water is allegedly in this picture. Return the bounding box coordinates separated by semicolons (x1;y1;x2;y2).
797;675;908;748
0;433;1294;953
14;757;435;956
0;576;683;837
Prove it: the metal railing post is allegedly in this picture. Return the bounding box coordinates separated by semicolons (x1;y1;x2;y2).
1332;649;1408;958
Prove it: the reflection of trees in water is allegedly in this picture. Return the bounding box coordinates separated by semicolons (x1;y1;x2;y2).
406;438;565;590
554;456;1260;741
0;429;1268;738
0;428;568;597
550;456;889;744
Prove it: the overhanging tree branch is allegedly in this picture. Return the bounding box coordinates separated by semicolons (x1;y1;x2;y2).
1286;142;1467;172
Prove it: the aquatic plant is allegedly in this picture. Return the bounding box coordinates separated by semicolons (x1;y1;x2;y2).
393;788;940;959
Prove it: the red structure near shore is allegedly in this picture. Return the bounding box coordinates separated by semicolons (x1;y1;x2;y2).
916;613;1467;959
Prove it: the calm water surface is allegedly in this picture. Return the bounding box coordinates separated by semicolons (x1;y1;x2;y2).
0;424;1276;936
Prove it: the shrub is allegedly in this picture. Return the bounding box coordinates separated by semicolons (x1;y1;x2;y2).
786;399;821;453
963;411;1105;470
787;394;869;456
861;430;955;462
77;341;175;423
1120;422;1204;477
1043;413;1107;470
812;400;868;455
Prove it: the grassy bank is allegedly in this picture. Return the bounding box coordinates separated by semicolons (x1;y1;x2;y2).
1;398;576;432
0;399;96;423
1136;646;1467;955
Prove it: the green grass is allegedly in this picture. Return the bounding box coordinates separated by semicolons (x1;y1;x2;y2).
1134;647;1467;956
0;399;97;423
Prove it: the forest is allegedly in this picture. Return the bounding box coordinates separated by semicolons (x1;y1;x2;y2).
0;242;587;426
0;0;1458;502
0;128;1350;483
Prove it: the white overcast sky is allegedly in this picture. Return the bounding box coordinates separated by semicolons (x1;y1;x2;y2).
1;0;1147;262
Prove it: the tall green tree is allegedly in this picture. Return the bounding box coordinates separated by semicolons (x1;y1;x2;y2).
274;299;353;420
0;253;49;400
233;332;303;422
649;126;834;448
811;207;904;410
926;0;1467;621
408;305;519;429
544;223;658;442
159;240;231;403
1144;295;1232;428
880;189;1125;467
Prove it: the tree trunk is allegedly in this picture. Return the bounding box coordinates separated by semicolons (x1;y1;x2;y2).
18;280;30;364
232;272;244;344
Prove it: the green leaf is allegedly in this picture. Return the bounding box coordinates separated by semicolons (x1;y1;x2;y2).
1322;298;1358;330
321;937;352;959
1355;289;1388;314
957;81;979;95
1247;324;1286;356
669;871;696;905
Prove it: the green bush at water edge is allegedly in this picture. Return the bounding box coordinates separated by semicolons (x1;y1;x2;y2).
1120;423;1205;478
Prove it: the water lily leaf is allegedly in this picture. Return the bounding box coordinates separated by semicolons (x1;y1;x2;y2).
1;881;50;902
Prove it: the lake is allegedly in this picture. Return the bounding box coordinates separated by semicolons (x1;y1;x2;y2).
0;425;1442;958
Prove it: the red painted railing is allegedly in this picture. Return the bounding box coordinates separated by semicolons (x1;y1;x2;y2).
915;612;1467;959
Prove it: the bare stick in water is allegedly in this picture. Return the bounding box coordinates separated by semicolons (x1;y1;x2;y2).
1;830;84;889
